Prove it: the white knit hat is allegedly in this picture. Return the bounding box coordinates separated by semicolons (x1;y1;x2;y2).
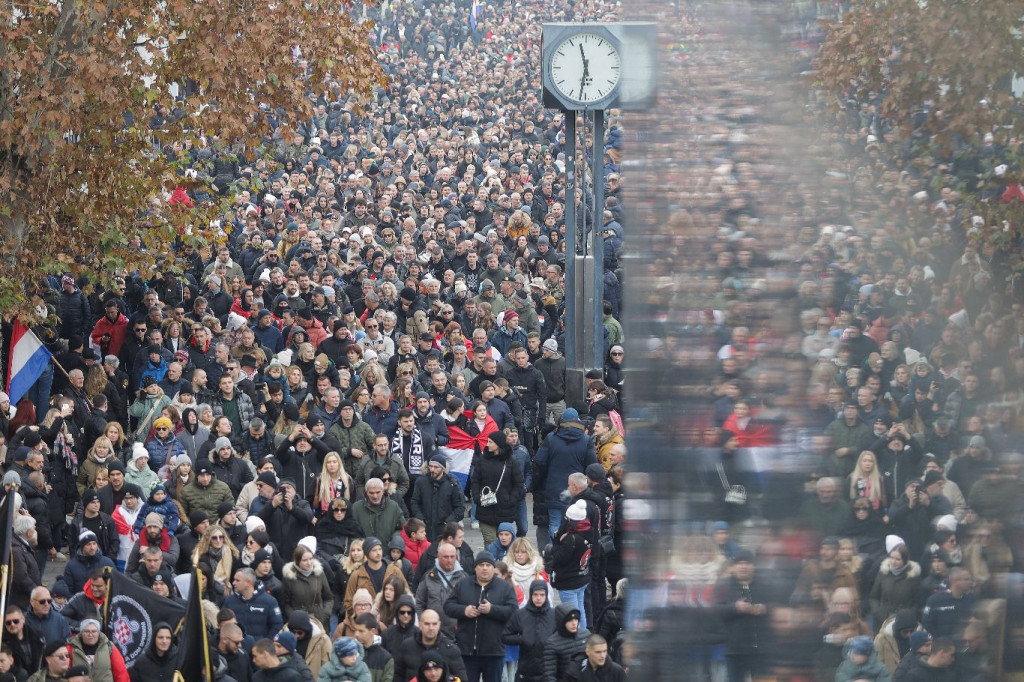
935;515;957;532
565;500;588;522
885;535;905;554
297;536;317;555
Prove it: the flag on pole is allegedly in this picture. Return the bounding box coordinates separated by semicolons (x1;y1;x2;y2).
0;490;14;571
470;0;479;31
6;319;51;405
174;568;213;682
104;569;185;669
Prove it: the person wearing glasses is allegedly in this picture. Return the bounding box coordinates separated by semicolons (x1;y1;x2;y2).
25;587;71;645
4;605;45;677
68;618;130;682
393;608;468;682
29;641;71;682
216;623;250;682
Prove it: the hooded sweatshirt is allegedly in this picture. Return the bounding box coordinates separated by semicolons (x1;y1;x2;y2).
502;579;555;682
177;408;210;462
543;603;590;682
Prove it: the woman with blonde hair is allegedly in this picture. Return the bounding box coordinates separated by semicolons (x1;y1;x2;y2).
333;538;366;631
78;435;118;496
192;525;240;594
379;281;399;308
848;450;886;510
83;365;110;401
507;537;550;605
360;365;384;391
314;452;353;516
104;421;127;450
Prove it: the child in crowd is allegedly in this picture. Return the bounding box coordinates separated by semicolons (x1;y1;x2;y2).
133;484;181;535
487;522;516;562
319;637;371;682
401;518;431;573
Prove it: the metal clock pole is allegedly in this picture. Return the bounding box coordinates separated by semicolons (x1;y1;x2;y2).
564;109;577;371
591;107;605;369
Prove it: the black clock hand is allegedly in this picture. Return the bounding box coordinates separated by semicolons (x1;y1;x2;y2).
579;44;589;97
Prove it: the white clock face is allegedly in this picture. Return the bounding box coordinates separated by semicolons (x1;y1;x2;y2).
549;32;622;105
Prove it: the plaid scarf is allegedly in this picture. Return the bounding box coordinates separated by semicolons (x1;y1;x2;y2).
390;425;424;475
56;427;78;473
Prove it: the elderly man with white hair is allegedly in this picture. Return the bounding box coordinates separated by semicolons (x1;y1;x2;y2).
350;477;406;540
11;514;41;609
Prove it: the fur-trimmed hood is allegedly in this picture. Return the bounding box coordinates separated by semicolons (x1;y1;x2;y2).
283;558;324;580
878;557;921;579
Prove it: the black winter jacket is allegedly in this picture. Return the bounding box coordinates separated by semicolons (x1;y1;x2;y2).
276;438;328;504
543;604;589;682
211;454;255;499
443;575;518;657
503;595;555;682
258;499;314;559
712;575;771;656
550;520;593;590
505;364;547;415
393;630;468;682
59;288;92;339
129;640;178;682
471;448;524;527
411;472;466;541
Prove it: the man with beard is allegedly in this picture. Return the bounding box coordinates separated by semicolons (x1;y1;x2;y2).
328;400;376;482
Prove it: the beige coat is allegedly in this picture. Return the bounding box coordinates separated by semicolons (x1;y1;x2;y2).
283;616;332;678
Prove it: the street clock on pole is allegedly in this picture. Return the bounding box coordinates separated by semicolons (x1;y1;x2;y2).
543;25;623;111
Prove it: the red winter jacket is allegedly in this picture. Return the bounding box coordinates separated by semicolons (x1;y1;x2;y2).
401;528;431;572
91;313;129;357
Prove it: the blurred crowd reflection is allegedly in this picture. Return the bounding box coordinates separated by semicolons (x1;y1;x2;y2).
620;1;1024;680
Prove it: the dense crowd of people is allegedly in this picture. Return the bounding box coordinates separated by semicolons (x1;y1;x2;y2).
621;1;1024;682
0;0;630;680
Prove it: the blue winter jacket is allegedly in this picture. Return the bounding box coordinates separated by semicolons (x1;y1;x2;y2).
533;422;597;513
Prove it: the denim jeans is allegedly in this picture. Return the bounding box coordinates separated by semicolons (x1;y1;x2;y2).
27;363;54;423
558;585;589;630
515;498;528;537
547;509;563;544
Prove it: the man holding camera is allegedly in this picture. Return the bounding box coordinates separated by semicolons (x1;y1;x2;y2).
889;471;952;557
275;422;329;506
258;478;314;560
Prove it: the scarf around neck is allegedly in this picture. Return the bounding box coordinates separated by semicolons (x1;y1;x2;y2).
510;558;542;589
391;426;423;474
435;557;463;583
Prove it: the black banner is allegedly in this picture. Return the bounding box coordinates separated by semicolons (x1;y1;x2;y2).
174;569;213;682
103;569;185;668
